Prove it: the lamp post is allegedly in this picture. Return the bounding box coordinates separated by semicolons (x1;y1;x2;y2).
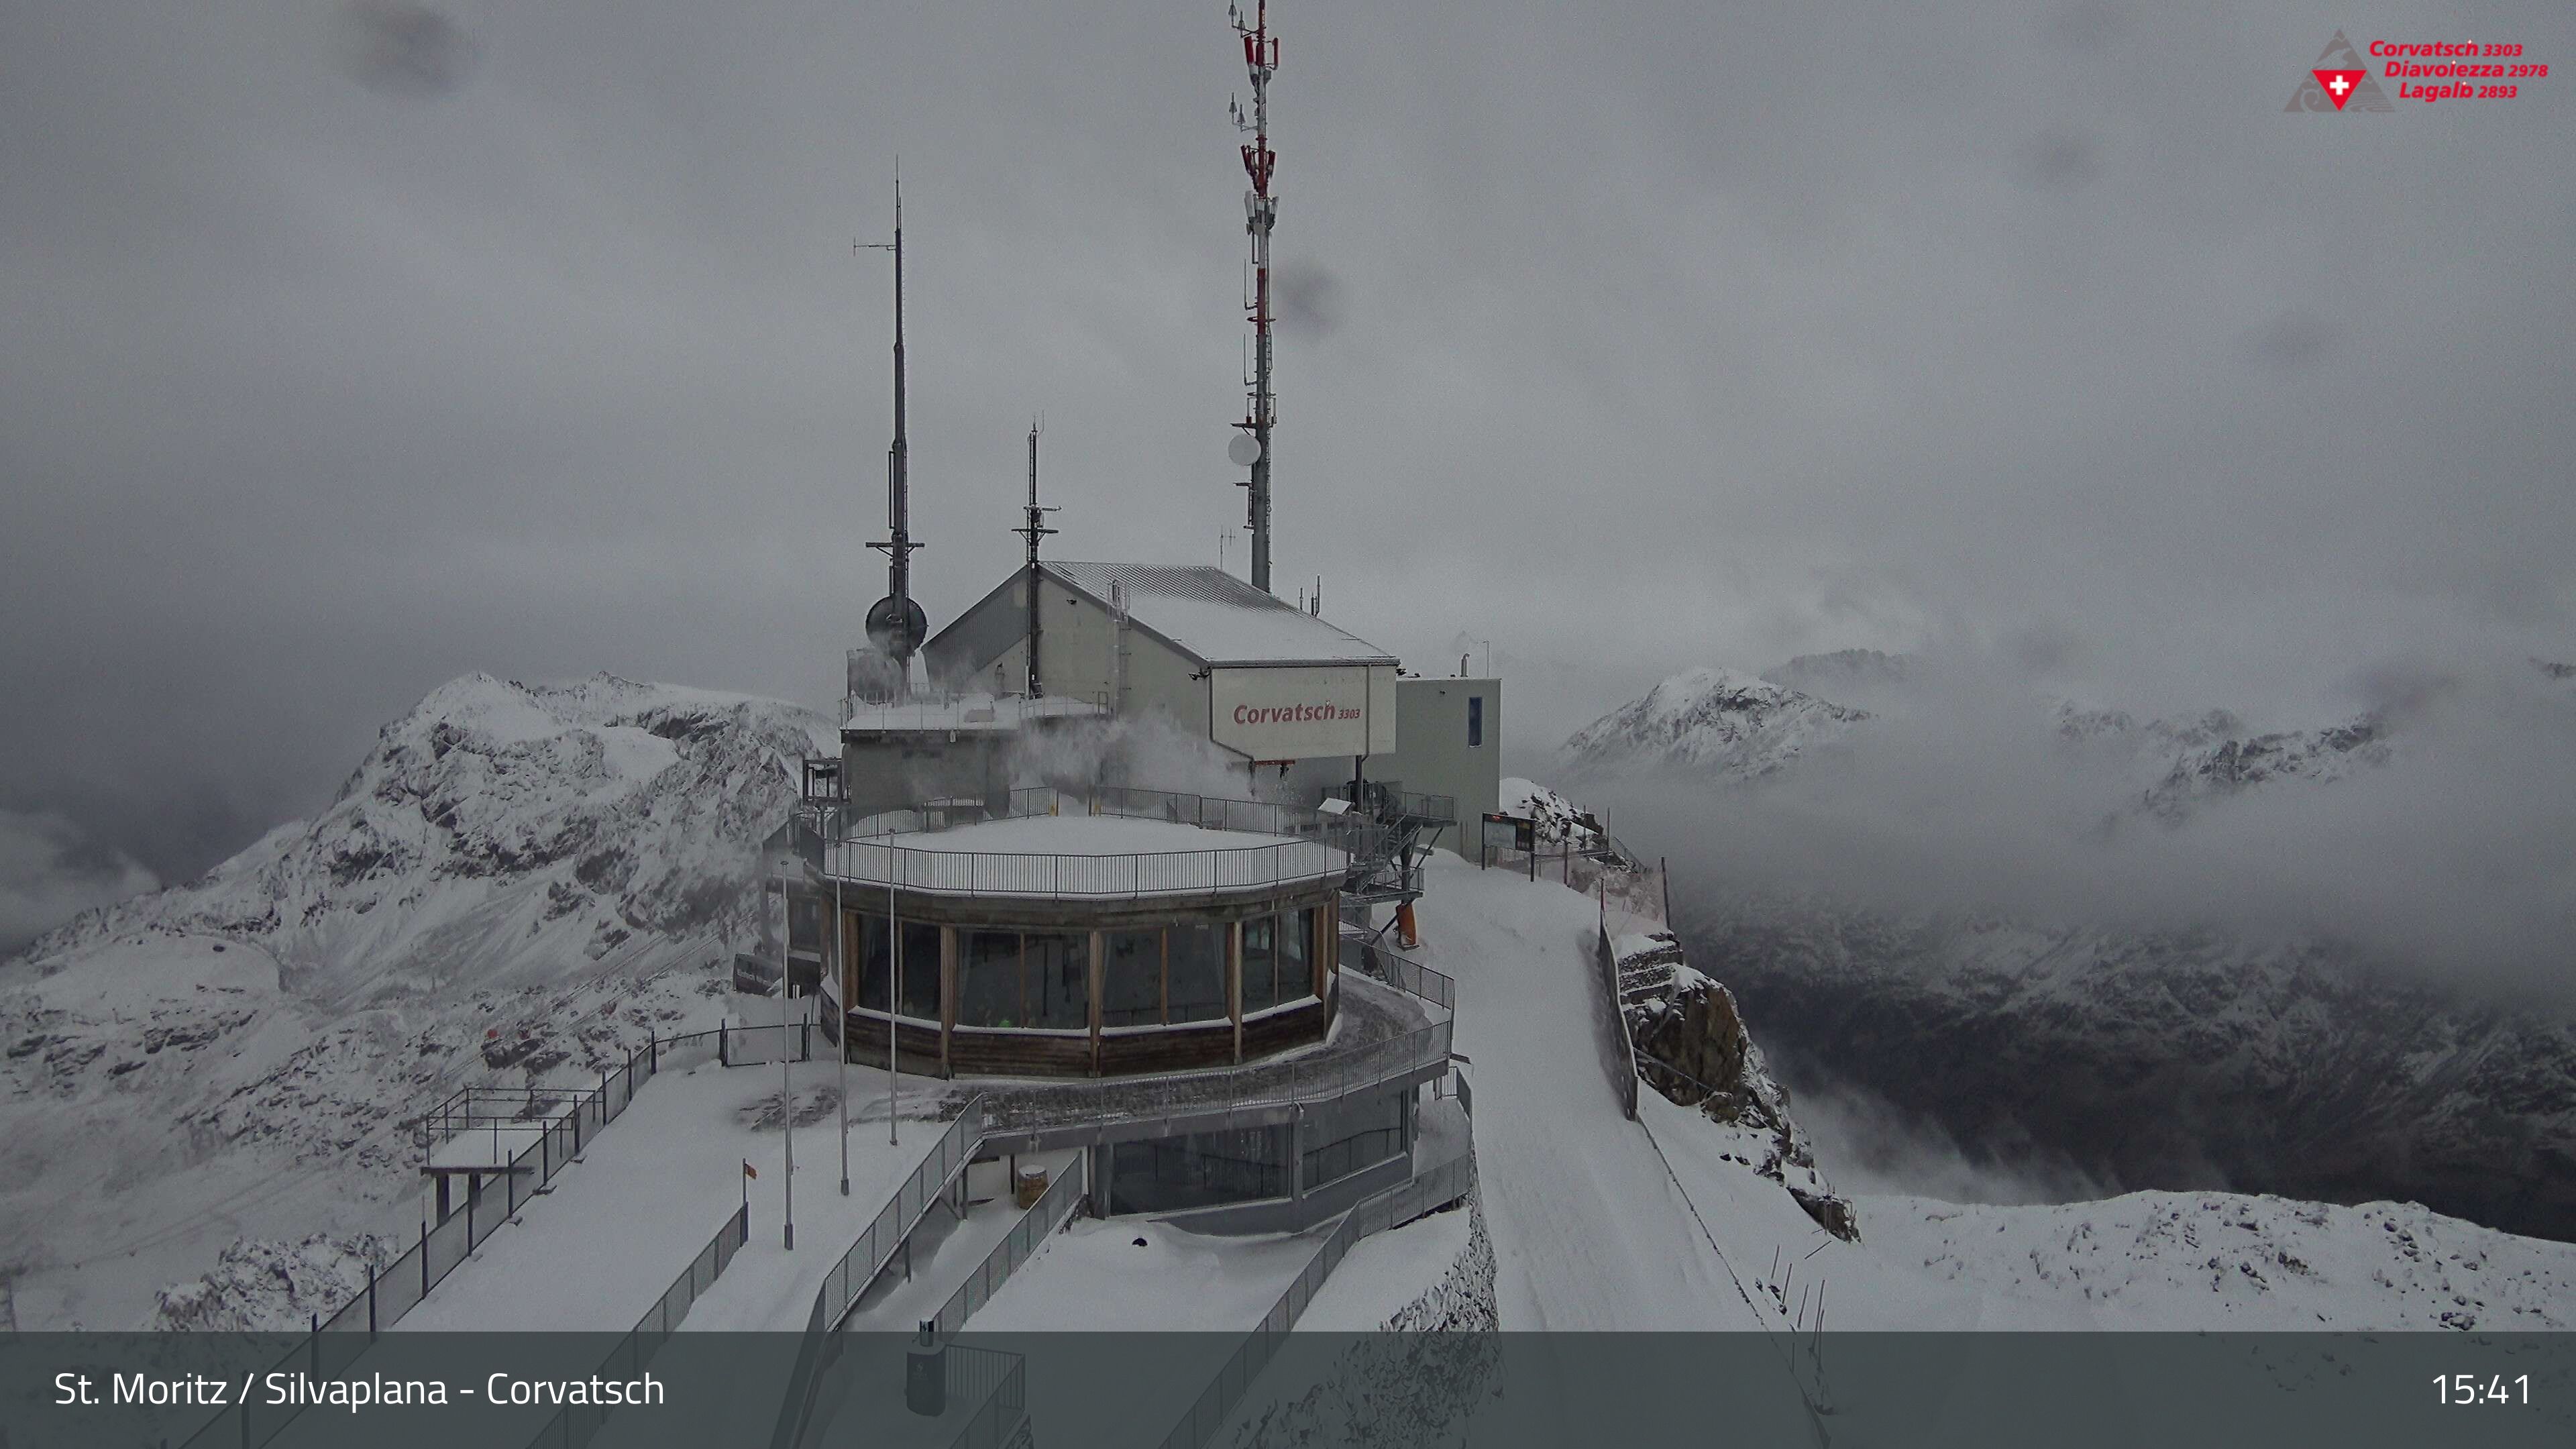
779;855;795;1251
887;871;900;1146
836;870;849;1197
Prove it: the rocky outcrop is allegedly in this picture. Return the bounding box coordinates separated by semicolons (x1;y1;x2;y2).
1623;937;1861;1243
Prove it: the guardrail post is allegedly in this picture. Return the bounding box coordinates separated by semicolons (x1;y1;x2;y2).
420;1220;429;1299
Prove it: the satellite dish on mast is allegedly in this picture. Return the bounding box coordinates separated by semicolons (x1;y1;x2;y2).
1228;432;1263;467
865;594;929;657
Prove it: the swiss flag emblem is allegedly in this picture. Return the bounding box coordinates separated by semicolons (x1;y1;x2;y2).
2313;69;2366;109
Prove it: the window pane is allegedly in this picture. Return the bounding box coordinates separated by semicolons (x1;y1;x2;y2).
1102;930;1163;1026
856;913;891;1013
1277;909;1313;1004
957;930;1023;1028
1167;923;1228;1024
1024;933;1089;1030
1241;917;1279;1015
1301;1089;1406;1187
1468;695;1484;747
900;922;942;1020
1108;1126;1291;1214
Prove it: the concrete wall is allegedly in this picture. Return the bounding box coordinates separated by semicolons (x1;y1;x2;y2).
1373;677;1503;840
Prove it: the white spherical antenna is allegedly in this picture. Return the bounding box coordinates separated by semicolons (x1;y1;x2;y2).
1228;432;1263;467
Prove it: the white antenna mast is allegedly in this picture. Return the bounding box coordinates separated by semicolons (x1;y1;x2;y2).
1228;1;1281;593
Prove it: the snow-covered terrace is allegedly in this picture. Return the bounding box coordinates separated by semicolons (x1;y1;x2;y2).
822;812;1347;899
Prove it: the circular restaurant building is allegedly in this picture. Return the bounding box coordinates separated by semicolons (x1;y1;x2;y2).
816;794;1349;1079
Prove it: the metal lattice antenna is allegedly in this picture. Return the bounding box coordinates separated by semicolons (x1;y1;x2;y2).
1012;415;1059;696
859;170;926;694
1228;1;1280;592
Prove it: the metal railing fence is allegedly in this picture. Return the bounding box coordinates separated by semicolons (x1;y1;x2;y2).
981;1016;1454;1140
185;1022;745;1449
1154;1151;1479;1449
769;1097;992;1449
522;1201;753;1449
1336;930;1456;1012
929;1153;1091;1338
939;1346;1029;1449
823;836;1344;900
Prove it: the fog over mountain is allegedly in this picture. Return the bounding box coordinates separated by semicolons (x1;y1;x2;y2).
1566;648;2576;1239
5;3;2572;947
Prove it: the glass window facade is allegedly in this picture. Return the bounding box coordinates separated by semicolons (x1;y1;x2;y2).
1167;923;1229;1024
898;922;941;1020
1023;932;1089;1030
1102;930;1162;1027
1108;1126;1291;1214
1240;916;1279;1015
851;914;943;1021
1301;1089;1407;1189
845;906;1320;1033
1279;908;1313;1006
958;930;1025;1028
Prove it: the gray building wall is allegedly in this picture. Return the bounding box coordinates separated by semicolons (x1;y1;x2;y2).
1372;677;1502;845
931;568;1210;733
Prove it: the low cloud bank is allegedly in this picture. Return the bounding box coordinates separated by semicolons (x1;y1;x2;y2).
1587;647;2576;1006
0;809;160;955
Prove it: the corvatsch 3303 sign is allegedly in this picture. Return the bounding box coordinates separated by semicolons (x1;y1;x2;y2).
1209;664;1396;761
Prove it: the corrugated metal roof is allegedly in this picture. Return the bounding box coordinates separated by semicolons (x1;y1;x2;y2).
1040;562;1399;667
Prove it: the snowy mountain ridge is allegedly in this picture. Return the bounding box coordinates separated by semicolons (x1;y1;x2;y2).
0;673;826;1330
14;672;833;1005
1560;665;1870;780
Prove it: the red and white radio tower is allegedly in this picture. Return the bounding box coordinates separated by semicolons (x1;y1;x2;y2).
1228;1;1280;593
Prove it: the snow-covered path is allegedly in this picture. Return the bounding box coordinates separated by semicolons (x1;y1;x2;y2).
1411;852;1764;1332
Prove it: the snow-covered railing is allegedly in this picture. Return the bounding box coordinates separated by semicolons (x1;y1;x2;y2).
929;1151;1091;1337
824;836;1344;899
1154;1149;1479;1449
182;1026;716;1449
521;1200;753;1449
769;1095;991;1449
1336;930;1456;1012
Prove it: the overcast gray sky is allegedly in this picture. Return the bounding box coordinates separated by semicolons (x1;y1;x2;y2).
3;1;2571;942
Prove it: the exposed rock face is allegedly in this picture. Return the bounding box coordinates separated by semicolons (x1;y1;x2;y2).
1621;934;1860;1242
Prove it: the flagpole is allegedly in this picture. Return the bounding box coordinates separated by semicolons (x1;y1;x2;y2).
887;869;900;1146
780;856;795;1251
836;871;849;1195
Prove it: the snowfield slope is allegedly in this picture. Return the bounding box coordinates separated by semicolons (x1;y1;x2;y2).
0;674;830;1330
1419;850;2576;1333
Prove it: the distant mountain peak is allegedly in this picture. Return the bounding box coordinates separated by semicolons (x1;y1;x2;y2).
1561;665;1868;779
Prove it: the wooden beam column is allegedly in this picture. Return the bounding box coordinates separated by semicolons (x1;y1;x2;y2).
1087;930;1105;1076
938;926;957;1079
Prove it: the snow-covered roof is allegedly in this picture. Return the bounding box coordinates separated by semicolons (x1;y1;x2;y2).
1040;562;1397;668
881;813;1297;856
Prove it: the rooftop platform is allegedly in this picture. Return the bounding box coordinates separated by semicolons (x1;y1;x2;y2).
818;788;1356;901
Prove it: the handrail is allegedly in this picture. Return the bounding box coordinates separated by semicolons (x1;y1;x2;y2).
521;1201;753;1449
928;1151;1091;1337
822;837;1345;899
769;1095;991;1449
1154;1151;1479;1449
1335;930;1456;1012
